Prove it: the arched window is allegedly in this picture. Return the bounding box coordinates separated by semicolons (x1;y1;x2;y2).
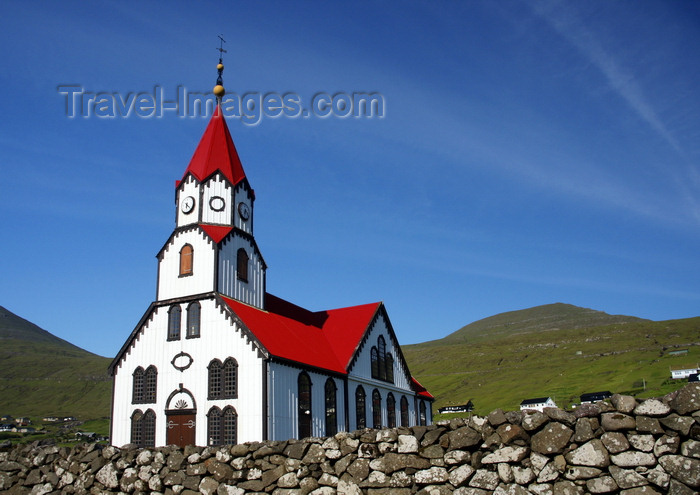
400;396;409;427
372;389;382;429
207;407;221;446
237;248;249;282
387;393;396;428
355;386;366;430
132;409;156;448
144;366;157;403
130;409;143;446
386;353;394;384
325;378;337;436
223;358;238;398
142;409;156;447
378;336;387;381
419;401;427;426
222;406;237;445
370;347;379;379
168;305;181;341
298;372;312;439
179;244;193;276
186;302;200;338
132;367;144;404
208;359;222;399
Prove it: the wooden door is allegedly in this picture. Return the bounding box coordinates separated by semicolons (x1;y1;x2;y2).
166;411;196;447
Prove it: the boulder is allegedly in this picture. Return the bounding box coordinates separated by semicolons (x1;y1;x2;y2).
531;423;573;455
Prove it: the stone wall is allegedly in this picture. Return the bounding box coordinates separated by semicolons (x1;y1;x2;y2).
1;383;698;495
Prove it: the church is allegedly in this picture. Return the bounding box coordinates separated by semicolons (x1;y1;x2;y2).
108;61;433;448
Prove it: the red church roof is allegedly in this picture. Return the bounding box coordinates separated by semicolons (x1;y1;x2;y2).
222;294;381;374
180;105;246;186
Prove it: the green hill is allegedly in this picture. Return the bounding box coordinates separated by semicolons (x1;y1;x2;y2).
404;303;699;416
0;306;112;420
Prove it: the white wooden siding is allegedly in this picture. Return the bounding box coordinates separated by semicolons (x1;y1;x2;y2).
267;362;346;441
202;177;233;225
112;298;264;447
157;230;216;301
217;235;265;308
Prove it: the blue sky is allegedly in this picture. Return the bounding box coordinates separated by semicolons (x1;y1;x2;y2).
1;1;699;358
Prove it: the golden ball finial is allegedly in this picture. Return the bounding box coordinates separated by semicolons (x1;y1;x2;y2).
213;84;225;97
217;63;224;71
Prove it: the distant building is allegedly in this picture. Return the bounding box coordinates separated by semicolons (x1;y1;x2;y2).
670;366;699;379
667;349;688;356
520;397;556;412
43;416;60;422
438;401;474;414
689;373;699;383
14;417;31;426
580;391;612;404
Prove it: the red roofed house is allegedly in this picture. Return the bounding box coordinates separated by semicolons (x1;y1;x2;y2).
109;105;433;448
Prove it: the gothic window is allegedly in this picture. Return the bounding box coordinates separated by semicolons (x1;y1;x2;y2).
387;393;396;428
179;244;193;276
378;336;387;381
370;347;379;379
237;248;249;282
400;396;409;427
372;389;382;429
144;366;157;403
168;305;181;341
355;386;366;430
207;407;221;446
131;409;156;447
142;409;156;447
132;367;144;404
208;359;222;399
386;353;394;384
130;409;143;446
186;302;200;338
222;406;237;445
223;358;238;398
325;378;337;436
298;372;312;439
419;401;427;426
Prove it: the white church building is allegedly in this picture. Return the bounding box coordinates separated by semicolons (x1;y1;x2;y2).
108;69;433;448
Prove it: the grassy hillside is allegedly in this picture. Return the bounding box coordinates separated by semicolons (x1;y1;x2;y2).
0;306;112;419
404;304;699;416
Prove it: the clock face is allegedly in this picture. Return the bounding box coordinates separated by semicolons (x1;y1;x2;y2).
238;202;250;220
209;196;225;212
181;196;195;214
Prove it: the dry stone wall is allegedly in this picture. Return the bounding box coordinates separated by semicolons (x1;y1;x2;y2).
1;383;699;495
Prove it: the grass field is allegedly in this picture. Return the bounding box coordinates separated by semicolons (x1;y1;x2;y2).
403;306;699;417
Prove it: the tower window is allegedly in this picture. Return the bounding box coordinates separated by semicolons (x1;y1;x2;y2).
370;336;394;384
168;305;181;341
186;302;201;338
179;244;193;277
237;248;249;282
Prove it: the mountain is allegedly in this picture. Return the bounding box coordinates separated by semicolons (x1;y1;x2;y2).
0;306;112;419
403;303;699;415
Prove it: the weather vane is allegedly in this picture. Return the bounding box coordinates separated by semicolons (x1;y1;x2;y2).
214;35;227;101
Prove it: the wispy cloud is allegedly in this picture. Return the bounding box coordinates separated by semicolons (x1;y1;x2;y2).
531;1;682;155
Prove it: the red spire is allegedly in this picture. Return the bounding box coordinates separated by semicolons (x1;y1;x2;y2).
180;105;246;186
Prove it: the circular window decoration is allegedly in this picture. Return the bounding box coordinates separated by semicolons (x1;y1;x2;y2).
210;196;225;212
171;352;194;371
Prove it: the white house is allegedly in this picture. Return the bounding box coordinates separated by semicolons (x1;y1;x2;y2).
519;397;556;412
670;366;699;380
109;77;433;448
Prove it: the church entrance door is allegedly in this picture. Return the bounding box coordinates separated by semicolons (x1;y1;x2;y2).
166;410;196;447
